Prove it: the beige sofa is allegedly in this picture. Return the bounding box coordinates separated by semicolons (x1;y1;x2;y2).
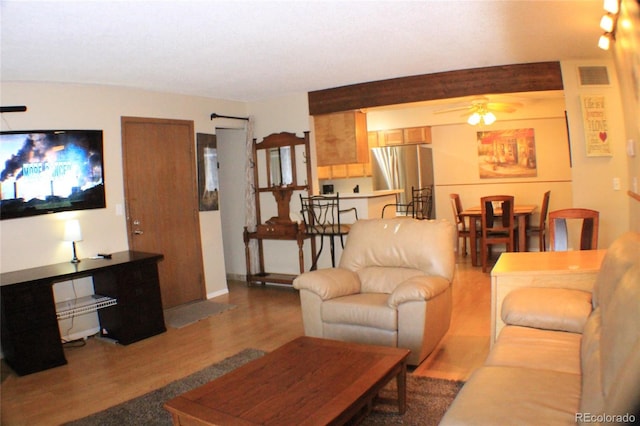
441;231;640;425
293;218;455;366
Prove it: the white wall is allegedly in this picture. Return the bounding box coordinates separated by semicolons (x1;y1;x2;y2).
429;117;572;230
216;128;248;280
612;0;640;231
561;59;630;247
243;93;320;274
0;82;247;300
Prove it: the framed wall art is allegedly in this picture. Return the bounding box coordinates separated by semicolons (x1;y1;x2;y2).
580;94;612;157
196;133;219;211
477;128;537;178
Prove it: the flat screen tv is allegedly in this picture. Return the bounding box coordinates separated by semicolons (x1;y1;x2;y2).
0;130;106;220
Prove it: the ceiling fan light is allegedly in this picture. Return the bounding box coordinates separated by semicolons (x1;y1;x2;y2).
483;112;496;125
600;14;614;32
468;112;481;125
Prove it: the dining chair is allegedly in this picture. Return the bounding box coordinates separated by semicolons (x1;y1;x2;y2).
299;193;358;270
525;190;551;252
450;193;471;256
480;195;516;272
548;208;599;251
382;192;411;218
411;186;433;220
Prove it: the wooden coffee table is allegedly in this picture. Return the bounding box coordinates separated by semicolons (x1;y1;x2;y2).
164;336;410;425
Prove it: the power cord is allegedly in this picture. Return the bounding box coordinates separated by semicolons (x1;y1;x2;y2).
61;279;86;348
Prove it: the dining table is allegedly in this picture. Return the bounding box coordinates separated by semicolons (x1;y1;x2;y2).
460;204;537;267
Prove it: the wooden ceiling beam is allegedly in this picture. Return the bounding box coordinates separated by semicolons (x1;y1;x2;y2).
308;61;563;116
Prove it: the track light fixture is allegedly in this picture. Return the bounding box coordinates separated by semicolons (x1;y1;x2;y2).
598;0;621;50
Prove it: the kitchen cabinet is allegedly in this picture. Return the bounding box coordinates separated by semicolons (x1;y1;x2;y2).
381;129;404;145
315;130;376;180
316;125;429;180
403;126;432;144
314;110;368;166
317;163;370;180
374;126;432;146
317;165;331;180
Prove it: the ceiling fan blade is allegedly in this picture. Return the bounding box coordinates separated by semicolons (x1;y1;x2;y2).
434;105;473;114
486;102;522;113
469;95;490;104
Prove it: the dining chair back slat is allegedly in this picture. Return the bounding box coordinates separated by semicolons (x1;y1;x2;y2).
480;195;516;272
525;190;551;251
450;193;471;256
549;208;599;251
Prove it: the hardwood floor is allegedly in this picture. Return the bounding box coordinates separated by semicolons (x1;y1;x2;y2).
0;255;489;425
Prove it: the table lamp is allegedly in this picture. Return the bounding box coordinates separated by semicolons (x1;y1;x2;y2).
63;219;83;263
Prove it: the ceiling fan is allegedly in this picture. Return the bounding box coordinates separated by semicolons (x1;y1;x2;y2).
434;96;523;125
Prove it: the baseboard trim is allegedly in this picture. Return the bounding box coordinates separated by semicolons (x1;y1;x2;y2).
207;288;229;299
226;273;246;282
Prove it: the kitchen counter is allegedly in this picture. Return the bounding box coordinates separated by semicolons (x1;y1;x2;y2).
328;189;402;220
334;189;402;200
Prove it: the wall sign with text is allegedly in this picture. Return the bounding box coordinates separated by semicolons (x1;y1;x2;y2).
580;95;612;157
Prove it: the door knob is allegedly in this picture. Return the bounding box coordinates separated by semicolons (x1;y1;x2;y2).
134;230;144;235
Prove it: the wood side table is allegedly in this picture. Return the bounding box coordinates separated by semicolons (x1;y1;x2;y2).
490;249;606;345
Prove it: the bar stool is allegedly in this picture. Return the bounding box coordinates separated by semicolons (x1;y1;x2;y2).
299;193;358;270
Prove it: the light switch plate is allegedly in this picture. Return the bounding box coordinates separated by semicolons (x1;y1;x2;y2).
613;177;621;190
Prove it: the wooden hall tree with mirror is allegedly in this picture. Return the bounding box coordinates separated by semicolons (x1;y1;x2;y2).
243;132;314;285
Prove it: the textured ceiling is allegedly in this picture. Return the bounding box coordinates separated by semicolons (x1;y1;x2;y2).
1;1;608;102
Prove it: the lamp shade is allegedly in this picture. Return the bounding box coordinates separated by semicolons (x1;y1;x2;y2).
467;112;481;125
64;219;83;242
483;112;497;125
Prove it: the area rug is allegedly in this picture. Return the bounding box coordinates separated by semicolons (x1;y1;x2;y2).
362;375;464;425
64;349;265;426
65;349;463;426
163;299;236;329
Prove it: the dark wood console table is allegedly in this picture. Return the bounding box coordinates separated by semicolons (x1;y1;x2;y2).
0;251;166;376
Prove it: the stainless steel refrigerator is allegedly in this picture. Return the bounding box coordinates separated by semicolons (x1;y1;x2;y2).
371;144;435;217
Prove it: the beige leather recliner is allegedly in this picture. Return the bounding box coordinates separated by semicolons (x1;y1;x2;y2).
293;218;456;365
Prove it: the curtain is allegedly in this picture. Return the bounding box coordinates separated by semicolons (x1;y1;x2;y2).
244;117;260;275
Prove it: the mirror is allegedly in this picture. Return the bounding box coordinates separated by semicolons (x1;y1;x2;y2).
280;146;293;185
269;148;281;186
268;146;293;186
